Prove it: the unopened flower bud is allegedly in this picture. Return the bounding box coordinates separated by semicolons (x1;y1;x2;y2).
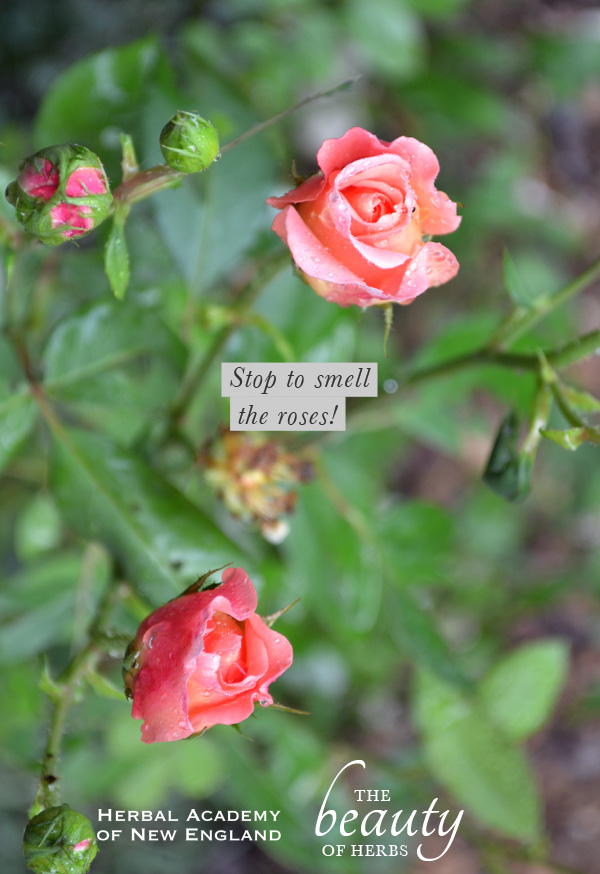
159;111;220;173
6;145;112;246
23;804;98;874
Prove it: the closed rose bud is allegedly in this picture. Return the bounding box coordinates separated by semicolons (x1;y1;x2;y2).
6;144;112;246
23;804;98;874
159;110;220;173
201;429;313;543
123;567;293;743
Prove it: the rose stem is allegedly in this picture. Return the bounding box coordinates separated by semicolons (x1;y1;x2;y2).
34;582;122;813
311;327;600;441
489;252;600;349
110;77;361;210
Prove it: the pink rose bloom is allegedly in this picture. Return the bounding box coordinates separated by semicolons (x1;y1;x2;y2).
124;568;293;743
267;127;461;308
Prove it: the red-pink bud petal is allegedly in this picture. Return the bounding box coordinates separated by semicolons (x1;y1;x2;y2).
20;158;59;202
65;167;108;197
50;203;94;238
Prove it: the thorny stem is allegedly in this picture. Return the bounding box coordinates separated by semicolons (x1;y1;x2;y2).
489;253;600;349
111;164;183;209
7;328;126;816
219;77;361;156
34;584;121;813
341;330;600;437
549;381;589;429
110;77;361;211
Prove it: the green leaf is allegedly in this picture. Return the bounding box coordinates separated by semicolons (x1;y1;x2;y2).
0;555;82;662
480;641;569;740
405;0;469;17
49;426;244;603
346;0;424;80
0;382;36;474
503;249;533;308
86;671;127;701
64;710;225;807
38;656;62;702
0;362;36;471
42;299;186;446
558;383;600;415
542;426;600;451
392;588;468;689
14;493;63;560
414;670;541;843
105;215;130;299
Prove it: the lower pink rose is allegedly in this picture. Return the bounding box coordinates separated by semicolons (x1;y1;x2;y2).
124;567;293;743
267;127;461;308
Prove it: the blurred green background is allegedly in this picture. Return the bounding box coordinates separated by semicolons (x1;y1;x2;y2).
2;1;600;873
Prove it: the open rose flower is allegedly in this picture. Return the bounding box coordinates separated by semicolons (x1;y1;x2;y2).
6;144;112;246
267;127;461;308
123;567;293;743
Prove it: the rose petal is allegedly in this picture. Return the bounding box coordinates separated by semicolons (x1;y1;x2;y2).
49;203;94;237
272;205;389;307
391;137;461;235
266;172;326;208
65;167;108;197
316;127;392;178
187;614;292;733
20;159;59;201
245;613;293;681
390;241;460;304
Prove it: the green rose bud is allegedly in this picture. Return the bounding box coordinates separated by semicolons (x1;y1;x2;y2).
159;111;220;173
23;805;98;874
23;804;98;874
6;144;112;246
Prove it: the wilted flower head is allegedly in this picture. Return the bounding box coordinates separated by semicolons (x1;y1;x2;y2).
201;429;313;543
6;144;112;245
